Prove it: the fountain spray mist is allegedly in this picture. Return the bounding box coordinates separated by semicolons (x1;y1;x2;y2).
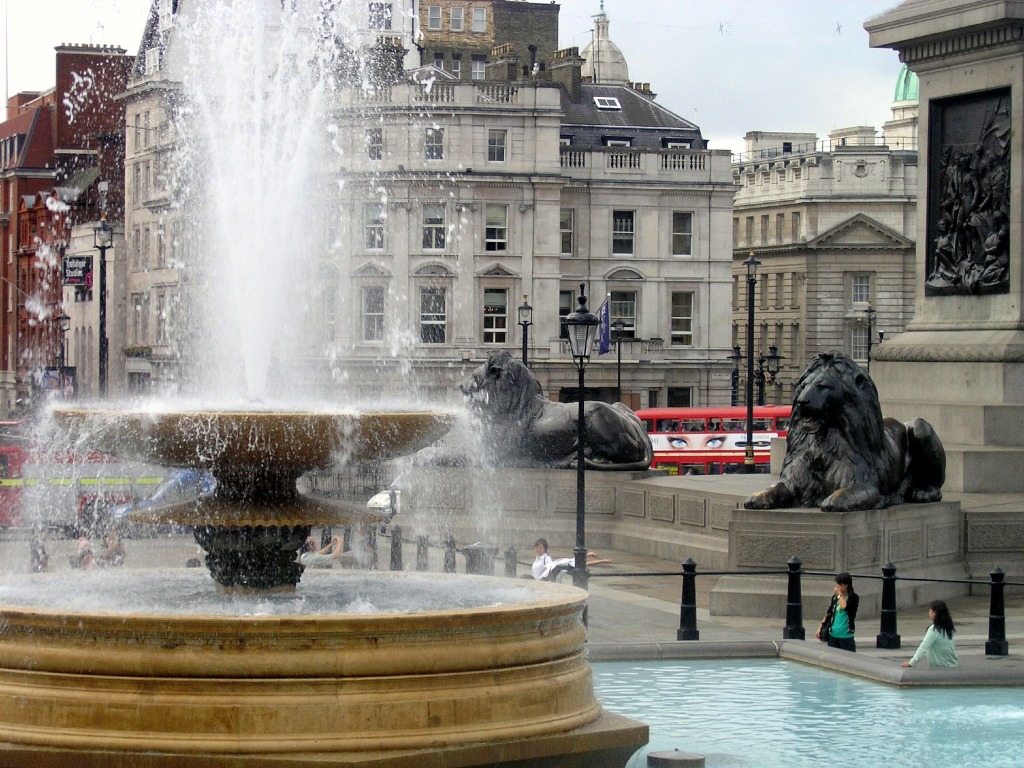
170;0;347;404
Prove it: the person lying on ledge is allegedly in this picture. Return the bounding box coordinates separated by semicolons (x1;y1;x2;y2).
540;551;612;581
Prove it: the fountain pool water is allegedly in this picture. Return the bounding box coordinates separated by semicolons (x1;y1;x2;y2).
594;659;1024;768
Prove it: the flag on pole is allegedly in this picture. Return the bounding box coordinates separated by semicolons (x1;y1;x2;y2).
598;295;611;355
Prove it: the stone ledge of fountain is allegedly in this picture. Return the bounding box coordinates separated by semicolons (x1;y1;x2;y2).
0;571;649;765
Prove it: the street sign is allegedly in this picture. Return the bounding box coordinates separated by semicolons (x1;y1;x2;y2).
62;255;93;286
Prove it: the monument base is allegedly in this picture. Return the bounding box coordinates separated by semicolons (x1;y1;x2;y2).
710;501;968;618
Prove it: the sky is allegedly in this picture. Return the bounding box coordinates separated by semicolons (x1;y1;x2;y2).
1;0;908;155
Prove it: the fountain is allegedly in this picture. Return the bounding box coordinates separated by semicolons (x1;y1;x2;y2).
0;1;647;764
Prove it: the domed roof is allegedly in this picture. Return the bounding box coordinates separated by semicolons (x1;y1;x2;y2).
893;64;918;103
580;4;630;85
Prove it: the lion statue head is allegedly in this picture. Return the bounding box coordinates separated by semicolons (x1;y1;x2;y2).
460;350;544;428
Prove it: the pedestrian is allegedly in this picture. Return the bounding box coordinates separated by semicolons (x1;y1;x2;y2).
529;538;553;580
902;600;958;668
815;572;859;652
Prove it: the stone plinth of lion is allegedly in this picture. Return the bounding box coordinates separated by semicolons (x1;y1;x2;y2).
460;351;653;471
744;351;945;512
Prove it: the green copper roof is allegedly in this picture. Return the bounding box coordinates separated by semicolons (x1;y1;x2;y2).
894;64;919;102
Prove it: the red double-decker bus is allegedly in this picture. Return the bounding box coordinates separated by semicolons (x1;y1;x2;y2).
634;405;792;475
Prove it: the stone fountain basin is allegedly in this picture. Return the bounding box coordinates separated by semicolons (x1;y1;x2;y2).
50;407;456;471
0;570;598;755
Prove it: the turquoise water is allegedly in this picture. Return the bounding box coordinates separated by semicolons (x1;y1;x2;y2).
593;659;1024;768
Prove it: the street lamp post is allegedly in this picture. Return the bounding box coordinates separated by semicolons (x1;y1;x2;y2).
864;305;876;373
517;295;533;367
756;353;767;406
744;254;760;473
756;344;783;405
93;215;113;397
611;318;625;403
729;345;742;407
58;312;70;396
564;283;600;600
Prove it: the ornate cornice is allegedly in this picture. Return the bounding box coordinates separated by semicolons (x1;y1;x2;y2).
874;345;1024;363
899;24;1024;65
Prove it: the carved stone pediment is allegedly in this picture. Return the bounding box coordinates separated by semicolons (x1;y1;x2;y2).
353;262;391;278
477;263;517;277
807;213;913;250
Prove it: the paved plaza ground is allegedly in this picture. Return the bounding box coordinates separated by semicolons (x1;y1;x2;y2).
3;526;1022;686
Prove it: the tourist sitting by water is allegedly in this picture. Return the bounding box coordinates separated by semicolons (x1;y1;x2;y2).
96;531;126;567
70;537;94;569
902;600;958;668
298;536;368;569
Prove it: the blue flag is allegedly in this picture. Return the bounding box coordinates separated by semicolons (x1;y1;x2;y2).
598;297;611;355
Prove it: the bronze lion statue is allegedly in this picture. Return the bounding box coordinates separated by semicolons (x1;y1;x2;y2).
744;351;945;512
460;350;653;470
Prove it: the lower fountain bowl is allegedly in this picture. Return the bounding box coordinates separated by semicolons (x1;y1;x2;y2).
0;570;607;760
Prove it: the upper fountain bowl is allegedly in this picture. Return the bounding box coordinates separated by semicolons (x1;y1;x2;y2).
50;406;456;473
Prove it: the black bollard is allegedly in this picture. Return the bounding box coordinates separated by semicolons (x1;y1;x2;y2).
504;546;517;578
443;536;456;573
416;536;430;571
876;561;901;649
389;525;403;571
367;526;378;570
782;556;805;640
986;567;1009;656
677;558;699;641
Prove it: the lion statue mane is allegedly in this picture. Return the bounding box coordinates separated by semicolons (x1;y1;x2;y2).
744;351;945;512
460;350;653;470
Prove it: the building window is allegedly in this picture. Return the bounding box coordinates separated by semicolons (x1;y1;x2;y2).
451;55;461;78
791;211;801;240
670;292;693;346
422;203;445;249
851;324;869;362
851;274;871;304
471;56;486;80
368;2;392;29
777;169;786;183
760;215;769;244
667;387;692;407
427;5;441;29
131;293;144;344
142;227;150;270
610;291;636;338
485;204;507;251
559;290;573;339
133;164;141;207
671;211;692;256
472;6;486;31
450;6;464;30
612;210;635;255
593;96;622;110
156;293;168;344
483;288;508;343
793;167;802;181
420;287;446;343
434;52;444;69
366;128;382;160
745;216;753;245
487;129;506;162
775;213;784;243
425;127;444;160
145;48;160;75
134;114;141;151
732;217;739;247
362;285;385;341
156;224;165;268
365;203;385;250
560;209;574;255
144;112;150;148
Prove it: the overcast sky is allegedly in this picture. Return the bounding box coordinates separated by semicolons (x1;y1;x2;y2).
2;0;907;154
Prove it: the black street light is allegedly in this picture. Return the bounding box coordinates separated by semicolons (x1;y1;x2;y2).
57;311;70;397
728;345;742;407
564;283;600;600
743;253;760;473
611;317;626;403
93;214;113;397
864;305;876;373
757;344;783;405
517;295;533;367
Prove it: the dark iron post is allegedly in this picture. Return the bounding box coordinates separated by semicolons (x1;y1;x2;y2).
743;254;760;473
876;561;901;649
389;525;403;571
677;558;699;641
443;535;456;573
782;556;805;639
416;535;430;571
986;567;1009;656
504;546;517;578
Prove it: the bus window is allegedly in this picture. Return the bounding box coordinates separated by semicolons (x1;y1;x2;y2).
681;419;706;432
721;419;746;432
657;420;681;432
655;462;679;475
752;418;772;430
776;418;789;431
